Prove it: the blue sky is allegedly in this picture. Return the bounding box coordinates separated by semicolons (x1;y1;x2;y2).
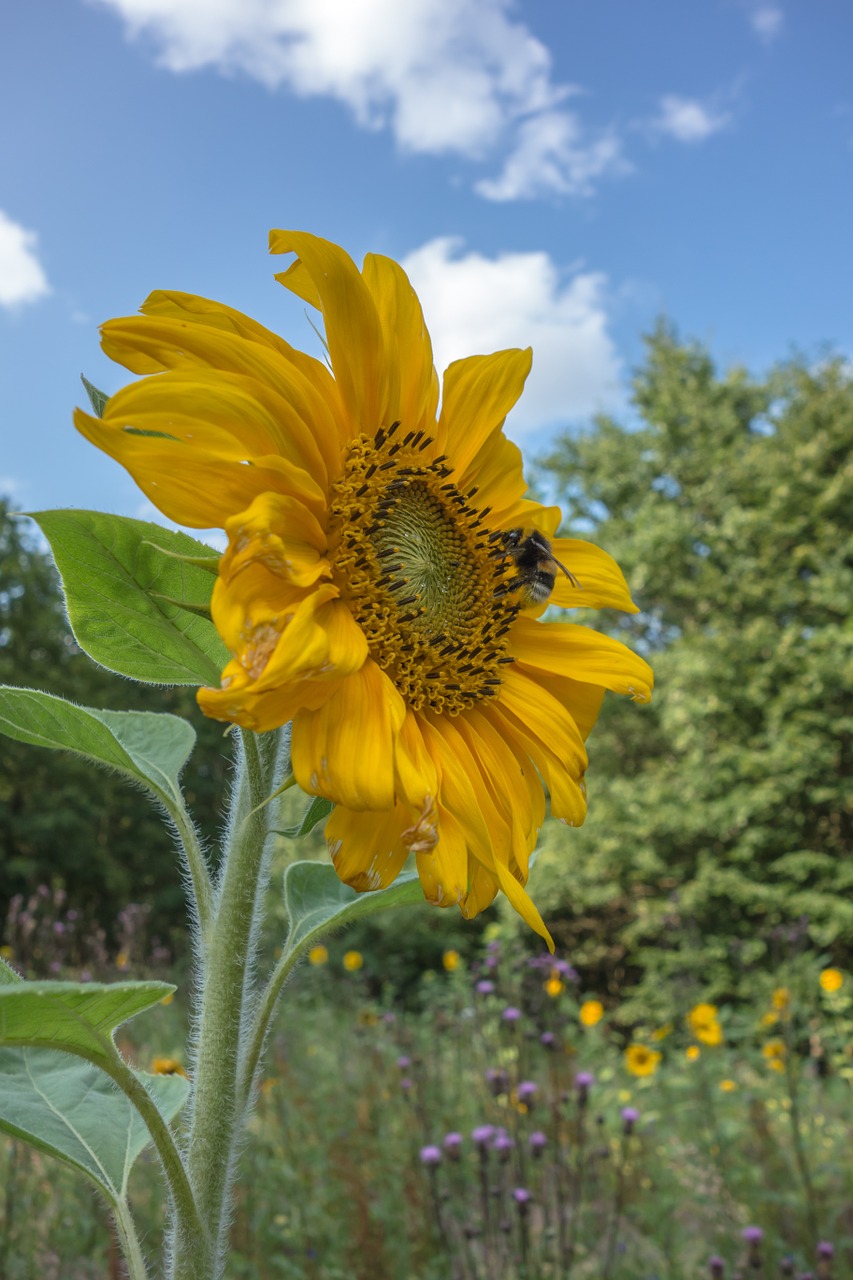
2;0;852;527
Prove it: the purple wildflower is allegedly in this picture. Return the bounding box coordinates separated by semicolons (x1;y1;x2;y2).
529;1131;548;1157
517;1080;538;1108
420;1145;442;1167
621;1106;640;1134
443;1132;463;1160
493;1130;515;1162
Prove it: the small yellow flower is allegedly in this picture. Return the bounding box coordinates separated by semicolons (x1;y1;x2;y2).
624;1043;662;1077
115;950;130;970
686;1045;701;1062
160;991;175;1006
343;949;364;972
686;1002;723;1046
260;1077;279;1097
579;999;604;1027
442;949;460;972
772;986;790;1011
652;1022;673;1041
762;1039;786;1071
308;944;329;966
719;1079;738;1092
820;968;844;994
150;1057;188;1078
760;1010;778;1027
0;945;14;961
544;976;564;998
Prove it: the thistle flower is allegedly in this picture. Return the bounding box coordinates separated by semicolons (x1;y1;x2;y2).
75;231;652;947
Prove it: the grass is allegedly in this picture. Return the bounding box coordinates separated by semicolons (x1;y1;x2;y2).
1;927;851;1278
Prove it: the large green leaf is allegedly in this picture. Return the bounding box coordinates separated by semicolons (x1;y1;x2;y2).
0;687;195;811
0;1048;188;1205
282;861;423;958
30;509;227;685
0;981;174;1065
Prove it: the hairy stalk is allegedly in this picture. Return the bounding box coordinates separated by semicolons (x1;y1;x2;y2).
169;729;275;1279
99;1052;202;1248
112;1198;150;1280
164;795;214;950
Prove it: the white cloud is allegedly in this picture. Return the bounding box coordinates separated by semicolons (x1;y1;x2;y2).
400;237;623;435
750;5;783;42
90;0;625;199
651;94;732;144
476;110;628;202
0;211;51;308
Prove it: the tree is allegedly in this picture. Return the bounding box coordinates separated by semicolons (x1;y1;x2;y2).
529;327;853;1011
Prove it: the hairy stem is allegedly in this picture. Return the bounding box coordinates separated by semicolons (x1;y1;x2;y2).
169;729;274;1279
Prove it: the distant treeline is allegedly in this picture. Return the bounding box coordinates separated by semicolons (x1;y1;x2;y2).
527;325;853;1011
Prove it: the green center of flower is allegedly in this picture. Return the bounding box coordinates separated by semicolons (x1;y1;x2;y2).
327;423;519;714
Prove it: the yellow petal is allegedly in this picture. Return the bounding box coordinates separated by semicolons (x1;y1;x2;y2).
549;539;639;613
511;616;654;703
200;585;368;730
326;802;413;892
416;802;477;908
362;253;440;439
99;313;345;470
394;709;439;811
438;349;532;476
79;410;322;529
221;493;329;590
453;710;543;877
492;856;554;952
458;429;527;522
270;230;387;437
292;659;406;810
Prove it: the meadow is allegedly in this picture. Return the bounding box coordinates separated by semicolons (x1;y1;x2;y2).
2;884;851;1280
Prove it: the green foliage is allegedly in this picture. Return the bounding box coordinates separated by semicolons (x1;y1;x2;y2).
0;1050;188;1204
0;688;196;811
282;861;424;958
532;328;853;1011
0;980;174;1058
31;509;226;685
0;500;229;943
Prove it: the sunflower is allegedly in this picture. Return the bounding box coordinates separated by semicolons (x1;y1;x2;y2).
624;1044;662;1078
686;1002;724;1046
74;231;652;947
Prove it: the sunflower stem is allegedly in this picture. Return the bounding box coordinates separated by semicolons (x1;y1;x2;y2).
169;728;275;1280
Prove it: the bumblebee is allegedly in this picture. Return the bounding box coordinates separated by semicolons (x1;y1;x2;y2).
497;527;580;606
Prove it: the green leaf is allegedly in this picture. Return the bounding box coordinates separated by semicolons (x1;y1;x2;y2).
0;981;174;1065
0;687;195;812
0;1048;188;1205
30;509;228;685
282;861;423;958
275;795;334;840
81;374;109;418
0;958;22;986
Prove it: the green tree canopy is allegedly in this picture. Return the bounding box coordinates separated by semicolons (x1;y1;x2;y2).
530;327;853;1011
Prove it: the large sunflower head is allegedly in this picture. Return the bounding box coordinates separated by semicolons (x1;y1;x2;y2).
74;230;652;949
